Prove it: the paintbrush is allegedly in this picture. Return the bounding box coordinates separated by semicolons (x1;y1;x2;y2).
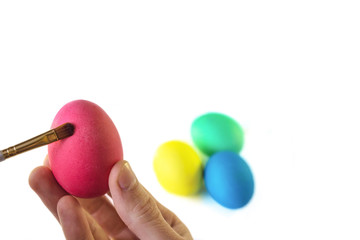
0;123;74;162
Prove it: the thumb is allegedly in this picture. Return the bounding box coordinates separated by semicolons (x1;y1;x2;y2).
109;160;181;240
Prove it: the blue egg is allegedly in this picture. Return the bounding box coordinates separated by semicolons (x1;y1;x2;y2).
205;151;254;209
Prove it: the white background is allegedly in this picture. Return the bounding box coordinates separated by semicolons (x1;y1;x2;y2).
0;1;359;239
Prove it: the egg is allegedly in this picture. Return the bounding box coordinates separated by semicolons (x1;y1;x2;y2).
48;100;123;198
153;140;203;195
191;112;244;156
205;151;254;209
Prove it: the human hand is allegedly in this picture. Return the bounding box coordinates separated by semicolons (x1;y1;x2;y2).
29;156;193;240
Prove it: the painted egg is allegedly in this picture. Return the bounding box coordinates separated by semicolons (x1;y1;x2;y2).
191;113;244;156
205;151;254;209
48;100;123;198
153;140;203;195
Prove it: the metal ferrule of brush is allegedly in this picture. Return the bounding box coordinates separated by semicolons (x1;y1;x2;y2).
1;129;59;160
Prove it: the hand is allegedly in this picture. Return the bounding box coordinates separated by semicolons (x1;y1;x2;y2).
29;156;193;240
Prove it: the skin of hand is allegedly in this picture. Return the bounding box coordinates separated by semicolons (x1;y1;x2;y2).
29;156;193;240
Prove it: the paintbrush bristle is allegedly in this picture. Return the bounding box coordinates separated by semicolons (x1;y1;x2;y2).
54;123;75;140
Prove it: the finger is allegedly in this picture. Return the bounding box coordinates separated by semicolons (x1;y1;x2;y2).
57;195;96;240
30;166;109;239
155;200;193;239
108;186;188;238
107;191;112;198
76;196;137;239
43;155;50;167
83;210;112;240
109;161;182;240
29;166;67;221
142;186;193;238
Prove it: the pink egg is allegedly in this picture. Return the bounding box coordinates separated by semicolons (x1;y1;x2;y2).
48;100;123;198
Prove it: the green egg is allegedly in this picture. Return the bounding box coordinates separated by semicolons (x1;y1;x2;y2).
191;113;244;156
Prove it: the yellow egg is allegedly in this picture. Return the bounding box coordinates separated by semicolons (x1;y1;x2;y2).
153;140;203;195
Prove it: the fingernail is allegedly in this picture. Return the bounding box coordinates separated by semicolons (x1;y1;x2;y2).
118;162;137;190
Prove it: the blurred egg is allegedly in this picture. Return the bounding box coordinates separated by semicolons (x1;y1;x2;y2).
48;100;123;198
191;112;244;156
205;151;254;209
153;140;203;195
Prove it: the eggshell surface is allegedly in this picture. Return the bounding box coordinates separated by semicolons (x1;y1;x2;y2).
153;140;203;196
191;113;244;156
48;100;123;198
205;151;254;209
